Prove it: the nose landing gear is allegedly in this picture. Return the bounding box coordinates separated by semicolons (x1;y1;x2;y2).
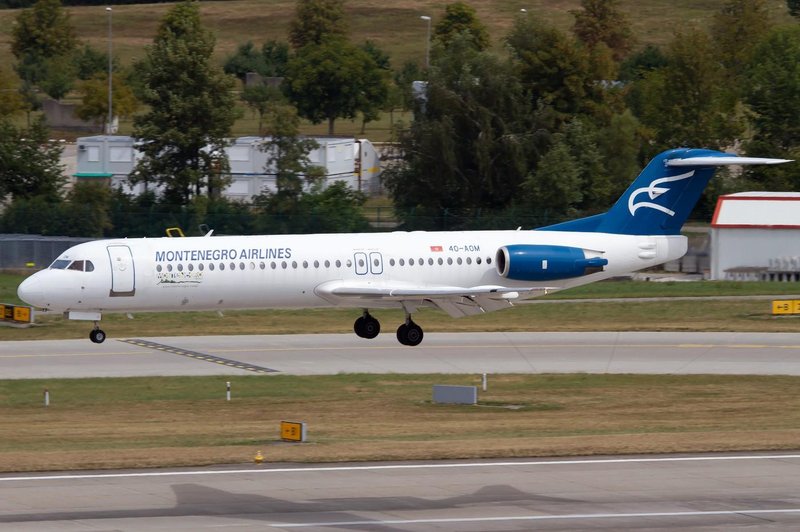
89;322;106;344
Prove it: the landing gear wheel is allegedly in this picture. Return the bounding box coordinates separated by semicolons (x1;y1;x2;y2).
89;328;106;344
354;312;380;339
396;321;423;346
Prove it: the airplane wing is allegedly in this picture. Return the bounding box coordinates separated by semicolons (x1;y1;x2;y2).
314;281;554;317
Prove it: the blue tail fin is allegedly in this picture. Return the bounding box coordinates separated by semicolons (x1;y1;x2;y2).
541;148;791;235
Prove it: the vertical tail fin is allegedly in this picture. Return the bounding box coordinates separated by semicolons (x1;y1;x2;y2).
542;148;791;235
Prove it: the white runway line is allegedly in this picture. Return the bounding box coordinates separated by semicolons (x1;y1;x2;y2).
269;508;800;528
2;453;799;482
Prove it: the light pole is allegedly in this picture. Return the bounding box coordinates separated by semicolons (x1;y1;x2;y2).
420;15;431;69
106;6;113;135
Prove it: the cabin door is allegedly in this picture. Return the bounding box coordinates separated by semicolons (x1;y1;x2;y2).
107;245;136;297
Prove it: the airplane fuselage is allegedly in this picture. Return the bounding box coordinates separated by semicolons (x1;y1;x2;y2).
21;229;686;315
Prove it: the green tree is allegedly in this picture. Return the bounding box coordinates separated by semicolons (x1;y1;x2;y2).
384;34;539;230
132;1;239;204
571;0;634;62
433;2;490;52
712;0;772;85
288;0;347;49
73;44;113;81
11;0;77;85
75;74;139;132
241;84;281;135
261;101;322;198
523;136;583;218
0;116;65;201
61;181;112;237
506;16;596;122
0;67;27;117
284;38;388;135
38;54;75;100
633;29;741;153
742;26;800;191
224;41;267;81
788;0;800;18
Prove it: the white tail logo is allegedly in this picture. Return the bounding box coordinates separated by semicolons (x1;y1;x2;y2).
628;170;695;216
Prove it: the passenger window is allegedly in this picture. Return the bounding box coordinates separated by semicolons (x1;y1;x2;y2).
447;258;453;265
292;261;298;269
428;258;433;265
209;263;215;271
249;262;255;270
487;257;492;264
399;258;405;266
157;265;163;272
230;262;235;270
220;263;225;271
389;258;396;266
457;258;463;265
335;260;341;268
466;257;472;265
177;264;183;272
303;261;308;268
314;260;320;268
409;258;415;266
347;259;352;267
476;257;482;265
68;260;85;271
199;263;204;271
438;258;443;265
282;261;288;269
271;262;277;269
167;264;173;272
324;260;331;268
260;262;265;270
239;262;245;270
188;264;194;272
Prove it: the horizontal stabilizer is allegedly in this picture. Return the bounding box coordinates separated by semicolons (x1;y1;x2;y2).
665;156;792;167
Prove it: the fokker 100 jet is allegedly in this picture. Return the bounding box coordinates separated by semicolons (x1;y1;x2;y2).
17;148;790;345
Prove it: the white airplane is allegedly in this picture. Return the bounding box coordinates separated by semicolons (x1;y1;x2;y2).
17;148;790;345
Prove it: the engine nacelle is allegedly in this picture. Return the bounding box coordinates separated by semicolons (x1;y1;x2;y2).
496;244;608;281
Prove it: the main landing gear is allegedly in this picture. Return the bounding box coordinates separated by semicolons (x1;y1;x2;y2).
353;310;424;346
89;322;106;344
354;310;380;339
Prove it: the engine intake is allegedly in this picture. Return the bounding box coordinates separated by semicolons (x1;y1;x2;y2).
496;244;608;281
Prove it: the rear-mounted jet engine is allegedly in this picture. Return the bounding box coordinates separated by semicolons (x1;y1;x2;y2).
496;244;608;281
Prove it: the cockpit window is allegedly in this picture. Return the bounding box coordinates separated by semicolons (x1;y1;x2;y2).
68;260;85;271
50;259;71;269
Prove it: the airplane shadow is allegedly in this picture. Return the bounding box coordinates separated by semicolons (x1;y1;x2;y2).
0;482;580;530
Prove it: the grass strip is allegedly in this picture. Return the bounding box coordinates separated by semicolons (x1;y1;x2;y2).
1;373;799;472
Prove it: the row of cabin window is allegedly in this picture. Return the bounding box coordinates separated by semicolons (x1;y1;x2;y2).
155;256;493;273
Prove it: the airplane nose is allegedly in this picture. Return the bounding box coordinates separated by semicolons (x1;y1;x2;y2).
17;275;44;307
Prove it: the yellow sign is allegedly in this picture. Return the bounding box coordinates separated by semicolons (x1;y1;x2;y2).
280;421;306;442
772;300;800;315
0;304;32;323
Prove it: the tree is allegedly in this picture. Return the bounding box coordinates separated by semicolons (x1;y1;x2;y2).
711;0;772;84
506;16;596;122
224;41;267;81
11;0;77;85
633;29;741;153
0;116;65;201
75;74;139;132
284;38;388;134
433;2;490;51
571;0;634;62
0;67;27;117
73;44;113;81
522;136;583;218
788;0;800;18
132;1;239;204
241;84;280;135
288;0;347;49
261;101;322;198
384;34;539;230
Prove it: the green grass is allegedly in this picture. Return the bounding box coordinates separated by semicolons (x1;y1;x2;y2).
1;373;800;471
3;273;800;340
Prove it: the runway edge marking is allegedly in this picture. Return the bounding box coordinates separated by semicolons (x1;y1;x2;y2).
3;454;800;482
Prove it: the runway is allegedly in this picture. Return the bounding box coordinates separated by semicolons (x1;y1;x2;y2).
2;453;800;530
3;331;800;378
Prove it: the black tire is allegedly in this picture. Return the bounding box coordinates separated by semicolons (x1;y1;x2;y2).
396;323;409;345
90;329;106;344
405;323;423;346
354;316;366;337
362;317;380;339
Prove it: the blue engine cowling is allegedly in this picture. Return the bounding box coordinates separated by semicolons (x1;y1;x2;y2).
496;244;608;281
